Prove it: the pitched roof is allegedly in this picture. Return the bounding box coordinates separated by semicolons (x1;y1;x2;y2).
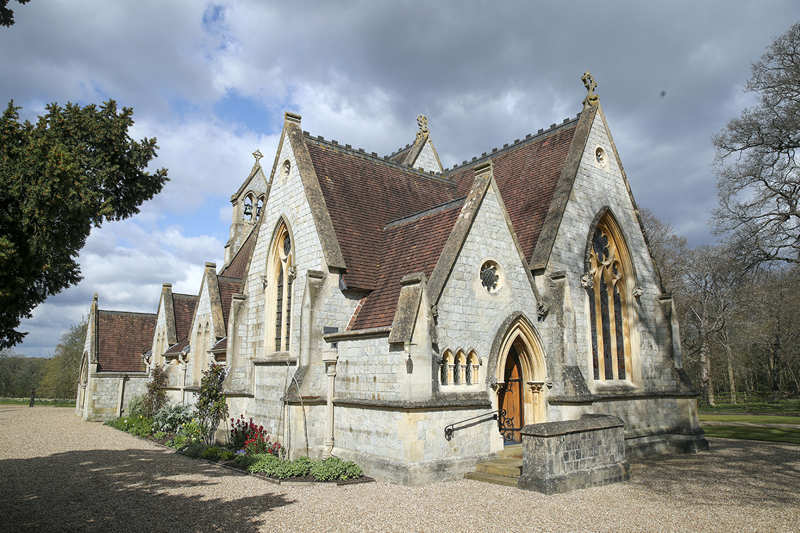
448;121;578;262
219;223;258;279
301;115;580;329
171;293;198;341
164;337;189;356
305;137;458;290
96;310;156;372
211;336;227;353
349;200;464;330
217;275;243;330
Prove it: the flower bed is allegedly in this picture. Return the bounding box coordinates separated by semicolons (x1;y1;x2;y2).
104;410;367;484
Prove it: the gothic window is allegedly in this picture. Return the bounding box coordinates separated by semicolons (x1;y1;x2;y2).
256;196;265;220
267;223;294;352
243;194;254;222
453;352;464;385
467;351;479;385
586;216;632;381
440;351;453;385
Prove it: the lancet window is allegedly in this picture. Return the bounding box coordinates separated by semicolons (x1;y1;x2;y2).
267;223;294;352
586;216;632;381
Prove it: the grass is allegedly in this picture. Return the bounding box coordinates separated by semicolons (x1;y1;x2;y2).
702;424;800;445
700;398;800;415
699;414;800;425
0;398;74;407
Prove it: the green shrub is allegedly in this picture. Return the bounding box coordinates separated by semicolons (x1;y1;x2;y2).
127;395;147;418
167;434;188;449
247;453;281;475
142;366;168;417
179;418;204;445
234;453;258;468
183;442;206;458
310;457;362;481
288;456;313;477
105;415;153;437
201;446;224;461
152;403;195;434
219;449;236;461
196;363;229;445
153;431;167;440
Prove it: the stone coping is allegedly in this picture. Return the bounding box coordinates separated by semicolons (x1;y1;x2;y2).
91;371;148;378
252;353;296;365
520;414;624;437
323;327;392;342
548;389;699;404
333;395;491;411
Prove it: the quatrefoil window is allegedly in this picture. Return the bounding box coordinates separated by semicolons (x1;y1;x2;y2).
480;261;500;293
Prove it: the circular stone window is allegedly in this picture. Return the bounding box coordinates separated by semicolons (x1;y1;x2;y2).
595;147;607;167
480;261;500;293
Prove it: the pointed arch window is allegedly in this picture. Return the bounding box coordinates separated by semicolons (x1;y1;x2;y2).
267;223;294;352
586;216;633;381
243;194;254;222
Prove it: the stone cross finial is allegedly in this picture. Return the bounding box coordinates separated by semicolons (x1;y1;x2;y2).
252;149;263;163
416;114;429;138
581;71;599;108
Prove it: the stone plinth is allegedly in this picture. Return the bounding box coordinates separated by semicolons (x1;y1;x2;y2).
518;414;629;494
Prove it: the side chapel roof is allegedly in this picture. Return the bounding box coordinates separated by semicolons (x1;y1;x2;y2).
96;310;156;372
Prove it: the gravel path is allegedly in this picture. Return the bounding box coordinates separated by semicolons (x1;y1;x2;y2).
1;406;799;532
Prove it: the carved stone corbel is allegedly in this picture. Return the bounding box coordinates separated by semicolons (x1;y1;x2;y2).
537;302;549;321
632;286;644;298
581;273;594;289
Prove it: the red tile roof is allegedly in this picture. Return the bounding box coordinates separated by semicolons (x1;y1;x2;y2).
449;124;577;261
306;138;459;290
171;293;197;341
96;310;156;372
220;224;257;279
350;200;463;330
303;119;578;329
164;337;189;356
217;276;243;331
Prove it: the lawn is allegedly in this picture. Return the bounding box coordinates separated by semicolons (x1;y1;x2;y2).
700;398;800;416
0;398;74;407
699;414;800;425
702;424;800;445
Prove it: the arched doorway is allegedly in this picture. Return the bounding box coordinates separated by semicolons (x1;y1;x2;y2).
498;343;524;441
493;316;547;443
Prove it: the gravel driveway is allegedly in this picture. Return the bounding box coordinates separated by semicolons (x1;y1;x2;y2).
1;406;798;532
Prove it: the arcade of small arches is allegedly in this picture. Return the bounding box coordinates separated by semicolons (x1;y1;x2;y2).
242;192;265;223
439;350;481;386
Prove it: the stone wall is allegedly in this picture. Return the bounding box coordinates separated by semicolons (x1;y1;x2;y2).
414;139;440;173
335;337;403;401
83;373;148;421
518;414;629;494
436;185;539;382
545;112;679;395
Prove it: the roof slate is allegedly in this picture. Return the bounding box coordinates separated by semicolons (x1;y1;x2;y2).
300;118;579;329
96;310;156;372
220;223;258;279
217;276;243;331
171;293;198;341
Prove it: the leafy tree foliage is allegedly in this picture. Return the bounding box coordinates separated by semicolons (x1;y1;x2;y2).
142;365;168;418
713;22;800;268
0;100;167;348
196;363;229;445
39;319;87;399
0;0;30;27
0;350;46;397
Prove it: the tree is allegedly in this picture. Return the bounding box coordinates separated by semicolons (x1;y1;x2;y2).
0;100;167;348
0;0;30;27
39;319;86;399
639;208;690;296
713;22;800;269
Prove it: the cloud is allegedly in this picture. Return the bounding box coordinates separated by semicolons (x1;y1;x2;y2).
6;0;800;356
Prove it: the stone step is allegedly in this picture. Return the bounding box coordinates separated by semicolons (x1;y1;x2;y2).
498;444;523;458
464;471;519;487
475;458;522;477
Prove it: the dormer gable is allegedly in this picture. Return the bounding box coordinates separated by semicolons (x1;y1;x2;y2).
387;114;443;174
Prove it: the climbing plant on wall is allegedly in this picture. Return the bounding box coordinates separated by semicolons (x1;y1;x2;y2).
196;363;229;445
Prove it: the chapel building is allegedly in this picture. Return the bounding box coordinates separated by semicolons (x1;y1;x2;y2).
77;75;706;484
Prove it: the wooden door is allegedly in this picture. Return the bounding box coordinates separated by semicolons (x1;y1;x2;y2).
498;347;524;442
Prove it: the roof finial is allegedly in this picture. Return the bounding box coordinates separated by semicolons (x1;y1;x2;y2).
416;114;429;139
581;71;599;108
252;149;263;164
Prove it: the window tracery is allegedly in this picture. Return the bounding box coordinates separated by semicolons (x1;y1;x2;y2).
586;216;632;381
267;223;294;352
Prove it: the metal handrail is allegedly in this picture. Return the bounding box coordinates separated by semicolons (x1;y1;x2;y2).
444;409;504;441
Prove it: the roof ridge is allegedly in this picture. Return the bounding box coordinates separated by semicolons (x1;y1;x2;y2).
443;115;580;174
302;132;450;183
98;309;157;317
384;197;466;229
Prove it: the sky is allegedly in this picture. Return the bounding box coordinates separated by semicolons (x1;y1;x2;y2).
3;1;799;356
